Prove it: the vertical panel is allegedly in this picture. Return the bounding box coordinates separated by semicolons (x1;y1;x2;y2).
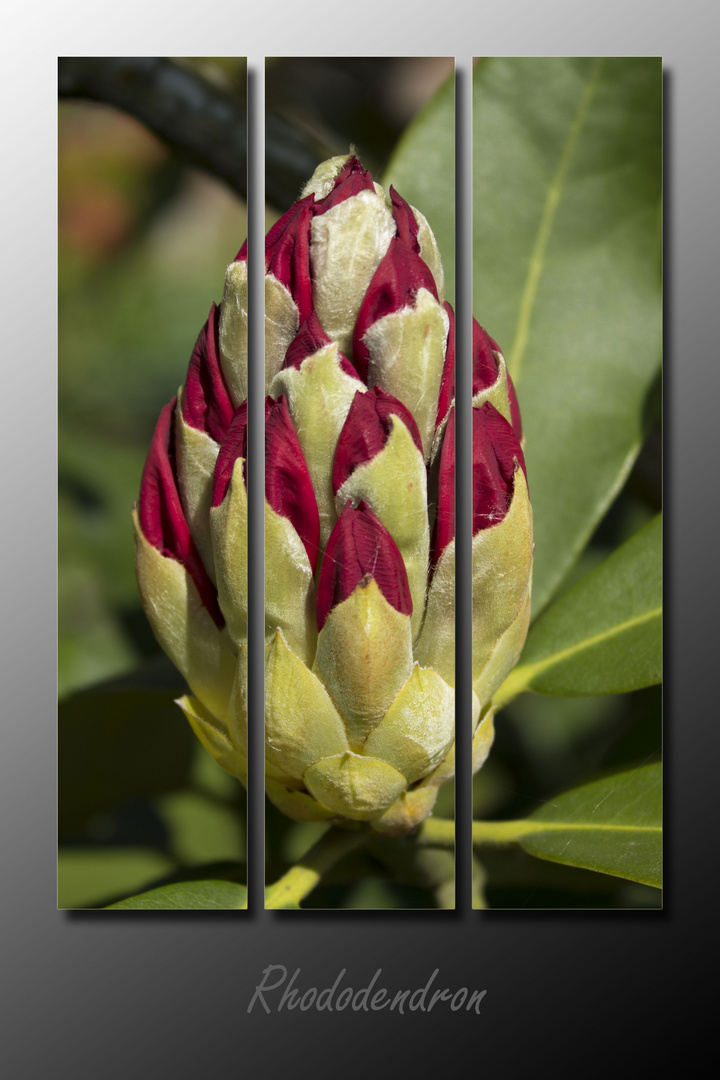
263;58;456;910
472;58;662;909
58;58;250;909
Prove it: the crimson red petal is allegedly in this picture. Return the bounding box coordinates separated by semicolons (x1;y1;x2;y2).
506;370;523;442
316;501;412;631
435;301;455;430
139;400;224;628
430;406;455;569
472;320;500;395
314;156;375;216
480;328;521;437
352;237;439;382
264;194;314;322
389;186;420;253
235;240;247;262
181;304;235;444
265;396;321;573
473;403;526;534
283;311;359;379
211;402;248;509
332;386;423;494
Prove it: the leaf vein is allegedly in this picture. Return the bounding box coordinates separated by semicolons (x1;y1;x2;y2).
508;58;606;385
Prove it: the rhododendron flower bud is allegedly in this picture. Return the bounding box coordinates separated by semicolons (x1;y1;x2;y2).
134;153;533;837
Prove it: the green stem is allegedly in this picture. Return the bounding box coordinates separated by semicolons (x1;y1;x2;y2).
417;818;456;847
472;820;541;844
265;826;367;908
418;817;548;848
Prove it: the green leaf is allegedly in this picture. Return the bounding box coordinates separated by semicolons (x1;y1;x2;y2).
521;763;662;887
497;514;661;702
106;879;248;909
58;849;176;909
383;72;455;304
157;791;246;865
474;58;662;614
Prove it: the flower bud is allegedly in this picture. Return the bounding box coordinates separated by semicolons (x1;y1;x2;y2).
135;153;534;837
134;399;236;722
353;233;448;457
209;403;248;649
264;194;314;323
435;301;455;433
332;387;428;639
332;386;423;493
219;249;248;408
471;320;523;441
471;404;533;709
138;399;223;627
316;500;412;632
265;395;321;573
472;401;526;533
307;155;396;359
283;311;359;380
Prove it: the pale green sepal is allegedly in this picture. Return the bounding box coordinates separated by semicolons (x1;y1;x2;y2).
303;752;407;822
313;576;413;749
414;542;455;686
265;778;338;823
265;503;317;664
224;644;248;758
301;154;352;200
472;468;533;682
177;694;247;783
270;344;365;546
471;707;495;775
175;391;220;583
218;260;248;408
418;705;495;792
335;415;429;639
209;458;247;648
310;190;395;359
471;347;513;425
265;630;349;781
364;288;450;460
412;206;445;305
133;510;236;723
265;275;299;392
217;642;295;787
371;786;440;837
474;590;532;711
363;664;454;784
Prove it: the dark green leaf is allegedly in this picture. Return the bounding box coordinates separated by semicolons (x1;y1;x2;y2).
521;763;661;887
474;58;662;614
498;514;661;701
106;879;248;909
59;849;177;909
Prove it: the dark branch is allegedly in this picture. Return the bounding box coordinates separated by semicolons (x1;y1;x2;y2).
58;57;248;199
58;57;330;210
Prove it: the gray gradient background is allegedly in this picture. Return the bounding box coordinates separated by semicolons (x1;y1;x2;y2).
3;2;715;1073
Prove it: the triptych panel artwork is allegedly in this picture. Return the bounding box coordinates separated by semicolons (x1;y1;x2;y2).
58;57;662;910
